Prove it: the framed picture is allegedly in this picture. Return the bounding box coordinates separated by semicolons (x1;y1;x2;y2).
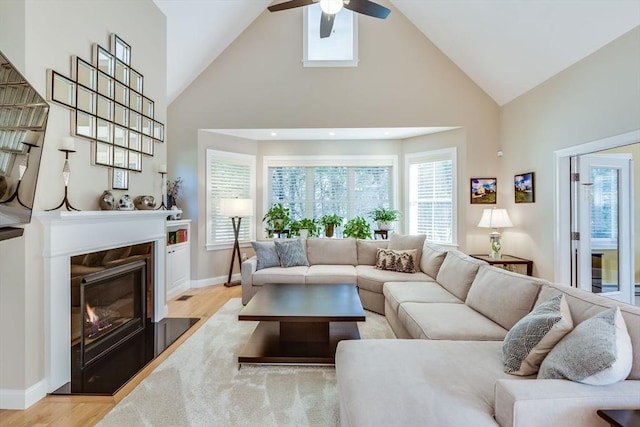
514;172;535;203
110;168;129;190
470;178;497;204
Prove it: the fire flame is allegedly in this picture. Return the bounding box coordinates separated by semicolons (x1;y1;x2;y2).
86;303;99;324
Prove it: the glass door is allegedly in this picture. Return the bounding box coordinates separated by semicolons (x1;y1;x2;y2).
572;154;633;303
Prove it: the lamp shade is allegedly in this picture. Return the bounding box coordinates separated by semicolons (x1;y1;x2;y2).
477;208;513;229
220;198;253;217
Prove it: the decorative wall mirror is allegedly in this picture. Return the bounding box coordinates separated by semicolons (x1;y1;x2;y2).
47;34;165;190
0;50;50;231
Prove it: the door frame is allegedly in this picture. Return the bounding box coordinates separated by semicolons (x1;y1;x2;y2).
553;129;639;285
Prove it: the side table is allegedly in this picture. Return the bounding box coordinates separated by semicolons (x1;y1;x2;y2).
373;230;389;240
597;409;640;427
469;254;533;276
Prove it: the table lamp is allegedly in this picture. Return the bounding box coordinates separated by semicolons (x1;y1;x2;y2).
477;208;513;259
221;198;253;286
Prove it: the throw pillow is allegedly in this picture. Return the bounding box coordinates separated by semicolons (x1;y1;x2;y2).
250;241;281;270
538;306;633;385
388;234;426;272
375;248;418;273
273;239;309;268
502;294;573;376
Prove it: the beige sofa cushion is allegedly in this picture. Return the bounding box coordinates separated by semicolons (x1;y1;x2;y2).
420;241;448;279
355;265;432;294
306;265;357;284
356;239;389;265
336;339;510;427
251;266;308;286
306;238;357;265
436;250;486;301
399;302;509;340
383;282;461;315
466;266;545;330
388;233;426;271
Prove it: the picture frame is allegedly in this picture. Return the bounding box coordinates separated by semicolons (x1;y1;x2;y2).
470;178;497;204
514;172;535;203
110;168;129;190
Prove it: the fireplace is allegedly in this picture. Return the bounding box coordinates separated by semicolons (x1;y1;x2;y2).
76;260;147;367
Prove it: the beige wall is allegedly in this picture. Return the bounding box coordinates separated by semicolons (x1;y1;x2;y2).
169;0;500;283
0;0;165;400
500;26;640;280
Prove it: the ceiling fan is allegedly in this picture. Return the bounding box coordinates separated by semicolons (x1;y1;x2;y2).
268;0;391;38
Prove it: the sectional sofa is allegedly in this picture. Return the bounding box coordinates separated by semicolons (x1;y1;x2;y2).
241;235;639;426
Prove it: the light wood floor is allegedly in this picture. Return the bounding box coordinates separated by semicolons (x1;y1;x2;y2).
0;284;241;427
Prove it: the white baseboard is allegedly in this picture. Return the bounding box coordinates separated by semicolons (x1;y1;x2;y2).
166;282;191;300
190;273;240;289
0;380;47;410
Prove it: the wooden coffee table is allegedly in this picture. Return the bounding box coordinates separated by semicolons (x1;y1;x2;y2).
238;283;365;365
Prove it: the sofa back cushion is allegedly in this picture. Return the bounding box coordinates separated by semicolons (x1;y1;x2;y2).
466;266;545;330
436;250;486;301
388;234;427;272
356;239;389;265
306;238;357;265
536;282;640;380
420;241;448;279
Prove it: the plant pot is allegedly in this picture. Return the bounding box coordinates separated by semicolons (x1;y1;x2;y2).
325;224;334;238
299;229;309;239
377;221;393;231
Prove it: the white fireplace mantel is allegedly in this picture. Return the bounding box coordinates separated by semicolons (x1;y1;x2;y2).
35;210;172;393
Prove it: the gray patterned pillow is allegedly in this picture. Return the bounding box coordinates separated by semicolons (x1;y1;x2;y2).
502;294;573;375
538;306;633;385
251;241;280;270
273;239;309;268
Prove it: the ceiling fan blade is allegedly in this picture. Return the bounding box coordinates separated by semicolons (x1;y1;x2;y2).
320;12;336;38
268;0;316;12
343;0;391;19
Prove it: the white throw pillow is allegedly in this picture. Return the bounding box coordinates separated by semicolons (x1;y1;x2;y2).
502;294;573;376
538;306;632;385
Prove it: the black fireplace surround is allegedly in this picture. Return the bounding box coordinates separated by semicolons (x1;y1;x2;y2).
54;242;198;396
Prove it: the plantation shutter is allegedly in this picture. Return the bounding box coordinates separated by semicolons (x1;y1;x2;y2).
206;150;255;247
590;167;618;243
407;149;456;244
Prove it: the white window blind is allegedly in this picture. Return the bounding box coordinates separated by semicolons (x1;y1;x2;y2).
265;156;396;233
406;149;456;244
206;150;255;248
590;167;618;246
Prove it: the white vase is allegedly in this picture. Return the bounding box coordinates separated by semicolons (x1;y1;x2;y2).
299;229;309;239
377;221;392;231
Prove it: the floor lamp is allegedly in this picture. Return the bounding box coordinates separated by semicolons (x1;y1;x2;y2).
221;198;253;287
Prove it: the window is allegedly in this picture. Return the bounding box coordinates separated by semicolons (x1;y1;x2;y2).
206;150;255;249
265;156;397;234
303;4;358;67
406;148;457;244
590;167;618;249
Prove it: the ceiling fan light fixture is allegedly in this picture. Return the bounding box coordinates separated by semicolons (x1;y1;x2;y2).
319;0;343;14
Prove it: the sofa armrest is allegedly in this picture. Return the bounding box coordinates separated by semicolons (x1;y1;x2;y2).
494;379;640;427
241;256;258;305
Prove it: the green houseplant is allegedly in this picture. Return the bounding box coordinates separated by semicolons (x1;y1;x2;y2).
343;216;372;239
290;218;320;238
262;203;291;234
319;213;343;238
369;207;400;231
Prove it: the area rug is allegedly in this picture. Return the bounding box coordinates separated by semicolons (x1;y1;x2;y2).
96;298;395;427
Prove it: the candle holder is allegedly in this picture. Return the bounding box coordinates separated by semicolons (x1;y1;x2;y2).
47;149;80;211
156;171;167;210
0;141;39;208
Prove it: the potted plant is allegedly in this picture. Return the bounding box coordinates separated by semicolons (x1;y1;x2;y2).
319;213;343;238
343;216;372;239
262;203;291;233
290;218;320;239
369;207;400;231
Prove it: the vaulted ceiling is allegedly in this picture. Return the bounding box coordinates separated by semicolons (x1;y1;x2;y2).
153;0;640;106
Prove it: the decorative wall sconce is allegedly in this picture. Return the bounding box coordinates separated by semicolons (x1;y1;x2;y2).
47;137;80;211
